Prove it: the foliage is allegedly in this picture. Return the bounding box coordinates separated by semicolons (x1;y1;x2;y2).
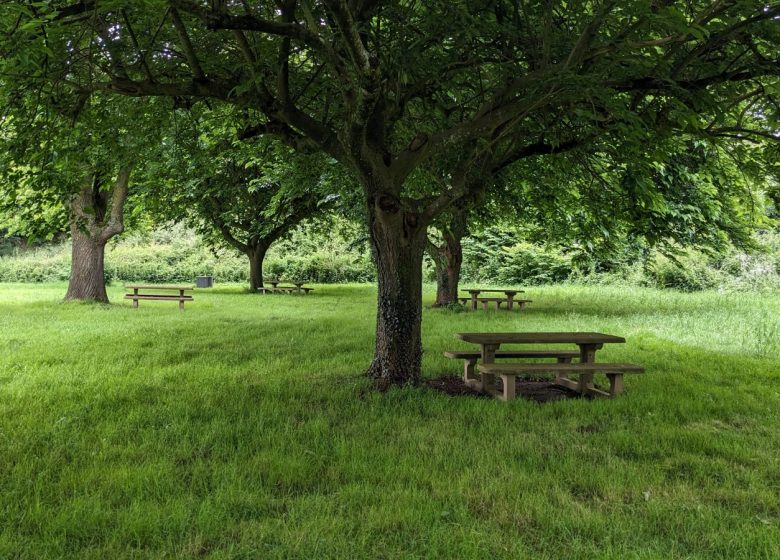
141;106;338;259
0;222;375;284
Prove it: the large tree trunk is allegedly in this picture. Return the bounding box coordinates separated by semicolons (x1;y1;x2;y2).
247;243;269;292
365;193;427;387
64;229;109;302
63;167;131;304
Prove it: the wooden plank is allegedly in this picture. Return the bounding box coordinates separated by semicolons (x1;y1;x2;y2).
456;332;626;345
463;289;524;294
444;350;580;360
124;295;193;301
124;284;194;291
477;362;644;374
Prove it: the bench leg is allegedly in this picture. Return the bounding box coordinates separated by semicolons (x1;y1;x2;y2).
500;375;516;401
463;359;480;388
482;301;489;310
554;356;572;383
607;373;624;396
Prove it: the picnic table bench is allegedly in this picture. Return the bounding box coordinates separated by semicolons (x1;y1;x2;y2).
124;284;194;310
261;280;314;294
459;288;529;311
450;332;644;400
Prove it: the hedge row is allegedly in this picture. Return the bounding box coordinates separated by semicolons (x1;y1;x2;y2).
1;226;779;291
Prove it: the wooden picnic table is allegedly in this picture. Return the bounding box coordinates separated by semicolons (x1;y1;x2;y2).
461;288;525;310
124;284;194;310
262;280;313;294
455;332;626;397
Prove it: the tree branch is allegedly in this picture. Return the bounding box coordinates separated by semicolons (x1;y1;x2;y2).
169;7;207;82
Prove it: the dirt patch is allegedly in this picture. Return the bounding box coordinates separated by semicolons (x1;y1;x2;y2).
426;375;583;403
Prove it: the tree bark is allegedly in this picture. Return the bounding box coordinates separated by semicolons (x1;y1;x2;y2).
430;230;464;307
63;167;131;304
64;229;109;302
428;210;468;307
364;192;427;388
247;243;269;292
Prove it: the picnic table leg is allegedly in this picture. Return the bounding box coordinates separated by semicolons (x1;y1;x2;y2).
133;288;139;308
480;344;499;395
576;343;601;394
470;293;478;311
506;293;514;310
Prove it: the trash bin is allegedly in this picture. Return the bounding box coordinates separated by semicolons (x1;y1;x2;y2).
195;276;214;288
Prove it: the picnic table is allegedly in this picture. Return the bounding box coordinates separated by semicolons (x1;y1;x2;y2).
124;284;194;310
261;279;314;294
460;288;528;310
453;332;643;400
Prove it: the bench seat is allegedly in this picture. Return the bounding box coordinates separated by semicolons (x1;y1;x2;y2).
457;297;532;310
124;293;193;310
445;350;579;387
269;285;314;294
477;362;645;400
444;350;580;360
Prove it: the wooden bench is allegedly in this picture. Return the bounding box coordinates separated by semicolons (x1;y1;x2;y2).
124;284;194;311
458;297;531;310
477;362;645;400
265;282;314;294
445;350;579;385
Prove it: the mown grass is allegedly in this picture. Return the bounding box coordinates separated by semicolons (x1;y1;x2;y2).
0;282;779;559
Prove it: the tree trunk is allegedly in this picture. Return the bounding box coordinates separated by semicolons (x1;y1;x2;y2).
365;193;427;387
431;230;464;307
64;229;109;302
63;167;131;304
247;243;269;292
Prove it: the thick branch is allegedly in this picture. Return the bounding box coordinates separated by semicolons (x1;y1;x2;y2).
100;166;132;242
169;7;206;81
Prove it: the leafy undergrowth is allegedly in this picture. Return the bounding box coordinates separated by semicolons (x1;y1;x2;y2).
0;283;779;559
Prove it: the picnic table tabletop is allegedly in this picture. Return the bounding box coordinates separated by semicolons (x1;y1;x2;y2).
125;284;194;291
462;288;524;294
456;332;625;345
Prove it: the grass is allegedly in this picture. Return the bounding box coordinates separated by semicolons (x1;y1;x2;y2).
0;282;779;559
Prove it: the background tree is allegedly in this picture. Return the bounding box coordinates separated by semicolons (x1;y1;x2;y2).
147;115;336;292
0;90;163;302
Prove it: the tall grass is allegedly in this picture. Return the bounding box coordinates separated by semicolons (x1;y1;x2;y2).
0;283;779;559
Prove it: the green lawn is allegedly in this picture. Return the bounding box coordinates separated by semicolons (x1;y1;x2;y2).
1;282;779;559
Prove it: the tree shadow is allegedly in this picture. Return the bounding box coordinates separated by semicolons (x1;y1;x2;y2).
425;375;583;403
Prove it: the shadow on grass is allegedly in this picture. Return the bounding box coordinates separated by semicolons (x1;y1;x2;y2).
425;375;583;403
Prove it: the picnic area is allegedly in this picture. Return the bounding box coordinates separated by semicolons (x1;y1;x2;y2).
1;1;779;558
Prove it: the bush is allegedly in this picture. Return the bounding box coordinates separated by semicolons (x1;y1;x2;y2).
0;224;375;285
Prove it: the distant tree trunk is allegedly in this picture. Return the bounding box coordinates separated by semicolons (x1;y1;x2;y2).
429;232;463;307
428;212;467;307
365;192;427;388
247;242;269;292
64;167;131;303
